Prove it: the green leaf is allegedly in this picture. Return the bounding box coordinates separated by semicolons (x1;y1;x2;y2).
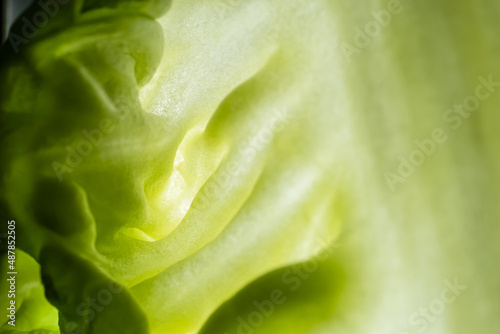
1;0;500;333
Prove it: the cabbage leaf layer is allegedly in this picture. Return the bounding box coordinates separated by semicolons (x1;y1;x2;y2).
1;0;499;333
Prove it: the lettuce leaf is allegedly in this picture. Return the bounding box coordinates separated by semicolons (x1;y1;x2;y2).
1;0;499;333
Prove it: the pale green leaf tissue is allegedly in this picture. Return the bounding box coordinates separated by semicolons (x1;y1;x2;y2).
0;0;499;333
